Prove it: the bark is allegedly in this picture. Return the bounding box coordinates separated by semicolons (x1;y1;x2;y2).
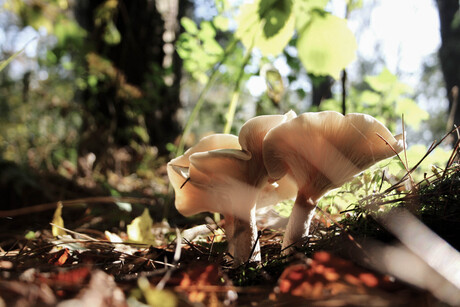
437;0;460;143
75;0;183;161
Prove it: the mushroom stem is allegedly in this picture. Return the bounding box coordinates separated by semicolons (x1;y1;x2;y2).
224;214;235;257
232;206;261;267
282;193;317;254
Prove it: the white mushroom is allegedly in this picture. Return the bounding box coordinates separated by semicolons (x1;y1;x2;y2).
167;111;297;266
262;111;404;254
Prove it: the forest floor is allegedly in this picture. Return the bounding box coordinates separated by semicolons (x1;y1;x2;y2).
1;147;460;306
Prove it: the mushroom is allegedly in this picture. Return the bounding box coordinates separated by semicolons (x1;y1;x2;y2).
167;133;242;215
167;111;297;266
262;111;404;254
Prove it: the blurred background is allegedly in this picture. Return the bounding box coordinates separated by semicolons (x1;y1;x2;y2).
0;0;458;215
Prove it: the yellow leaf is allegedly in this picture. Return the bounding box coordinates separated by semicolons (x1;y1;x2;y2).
104;230;123;243
51;202;66;237
127;208;155;245
138;277;178;307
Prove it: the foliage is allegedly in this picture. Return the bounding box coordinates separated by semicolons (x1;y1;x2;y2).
296;10;356;79
177;17;224;84
321;68;429;132
0;0;176;198
235;0;296;57
174;0;359;156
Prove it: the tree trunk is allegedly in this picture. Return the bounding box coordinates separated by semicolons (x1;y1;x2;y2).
437;0;460;144
75;0;183;163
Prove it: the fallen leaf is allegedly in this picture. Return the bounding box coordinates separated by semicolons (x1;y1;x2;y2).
0;280;56;306
127;208;156;246
52;202;67;237
48;248;71;266
57;270;126;307
39;267;91;286
276;251;392;300
177;263;233;304
138;277;178;307
0;261;13;269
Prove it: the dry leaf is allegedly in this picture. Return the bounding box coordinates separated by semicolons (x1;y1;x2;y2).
48;248;71;266
52;202;67;237
127;208;156;246
57;270;126;307
177;263;233;304
138;277;178;307
277;251;391;299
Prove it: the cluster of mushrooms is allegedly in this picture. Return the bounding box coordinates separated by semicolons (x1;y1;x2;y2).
167;111;404;267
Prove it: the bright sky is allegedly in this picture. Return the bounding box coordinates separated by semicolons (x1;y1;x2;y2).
353;0;440;80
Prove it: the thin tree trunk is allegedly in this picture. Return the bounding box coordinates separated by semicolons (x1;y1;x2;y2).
437;0;460;144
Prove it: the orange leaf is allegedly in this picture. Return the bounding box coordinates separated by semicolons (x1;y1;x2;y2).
359;272;379;287
54;267;91;284
178;263;227;303
48;248;70;266
277;251;393;299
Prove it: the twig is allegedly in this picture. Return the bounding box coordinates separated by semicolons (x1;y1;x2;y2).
341;69;347;115
156;228;182;290
0;196;155;218
381;126;460;194
246;230;262;264
446;86;458;134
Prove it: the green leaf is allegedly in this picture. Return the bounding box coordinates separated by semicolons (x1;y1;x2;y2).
25;231;36;240
365;68;398;92
403;145;451;182
133;126;150;143
181;17;198;35
203;37;224;55
320;98;342;112
274;200;294;218
347;0;363;11
259;0;291;37
103;20;121;45
293;0;329;31
235;0;295;56
198;21;216;40
53;18;86;48
395;98;429;130
213;15;229;31
297;12;357;79
360;90;381;106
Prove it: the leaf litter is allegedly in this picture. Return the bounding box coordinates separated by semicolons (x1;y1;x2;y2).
1;129;460;306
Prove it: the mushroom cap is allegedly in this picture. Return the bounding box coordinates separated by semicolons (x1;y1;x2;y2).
167;134;244;216
239;110;297;157
238;110;297;186
167;112;299;218
169;134;241;168
263;111;404;200
172;148;257;217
